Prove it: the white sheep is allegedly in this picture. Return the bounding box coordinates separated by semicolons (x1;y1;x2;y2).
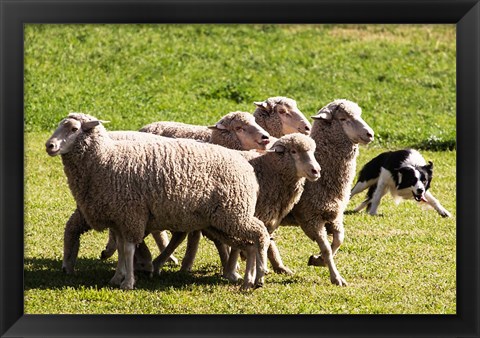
98;111;271;270
141;111;271;151
253;96;312;137
61;131;178;275
46;113;270;290
224;133;321;280
286;99;374;286
157;133;321;281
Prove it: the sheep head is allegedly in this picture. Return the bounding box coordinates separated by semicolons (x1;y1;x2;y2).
45;113;108;156
268;133;321;182
208;111;271;150
254;97;312;136
311;99;374;145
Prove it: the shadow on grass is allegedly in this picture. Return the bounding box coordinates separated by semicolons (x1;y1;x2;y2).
24;257;231;291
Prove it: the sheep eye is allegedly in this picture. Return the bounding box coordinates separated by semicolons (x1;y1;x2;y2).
71;127;79;132
235;127;243;131
291;150;297;154
339;118;347;122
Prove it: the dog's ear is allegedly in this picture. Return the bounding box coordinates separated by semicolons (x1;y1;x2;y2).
423;161;434;176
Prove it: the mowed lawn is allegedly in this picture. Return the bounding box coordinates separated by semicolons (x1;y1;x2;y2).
24;24;456;314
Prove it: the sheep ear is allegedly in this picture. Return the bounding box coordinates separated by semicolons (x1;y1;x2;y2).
267;143;286;153
208;122;227;130
311;108;332;121
254;101;268;109
81;120;101;131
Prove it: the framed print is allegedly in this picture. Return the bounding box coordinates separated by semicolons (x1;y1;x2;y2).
1;0;479;337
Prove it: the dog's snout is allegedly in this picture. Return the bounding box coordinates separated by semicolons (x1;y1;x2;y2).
417;188;424;194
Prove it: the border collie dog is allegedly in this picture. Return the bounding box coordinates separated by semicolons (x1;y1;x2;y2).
350;149;451;217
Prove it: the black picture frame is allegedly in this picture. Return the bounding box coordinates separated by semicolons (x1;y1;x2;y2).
1;0;478;337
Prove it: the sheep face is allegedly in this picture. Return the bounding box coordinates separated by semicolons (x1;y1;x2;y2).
312;99;374;145
269;134;321;182
210;111;271;150
45;114;103;156
254;97;312;136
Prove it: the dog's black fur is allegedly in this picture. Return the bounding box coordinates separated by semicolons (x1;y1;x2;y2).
350;149;450;217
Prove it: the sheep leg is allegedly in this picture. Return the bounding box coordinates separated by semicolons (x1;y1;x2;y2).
223;248;242;282
268;240;293;275
109;230;126;287
213;239;232;270
255;243;269;288
152;232;187;276
133;240;153;275
202;228;233;271
120;241;137;290
310;221;345;267
308;224;347;286
62;208;91;274
240;246;256;291
152;231;179;265
101;229;117;260
180;231;202;272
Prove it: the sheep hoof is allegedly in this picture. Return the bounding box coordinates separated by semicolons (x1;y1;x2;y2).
109;275;123;287
273;266;294;275
240;281;255;291
179;266;192;273
61;265;74;275
254;277;265;288
120;279;135;290
308;255;327;267
223;272;242;283
331;275;348;286
100;250;114;260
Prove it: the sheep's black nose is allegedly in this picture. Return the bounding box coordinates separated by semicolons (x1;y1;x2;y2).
261;134;269;140
311;168;319;176
305;125;311;131
367;132;374;138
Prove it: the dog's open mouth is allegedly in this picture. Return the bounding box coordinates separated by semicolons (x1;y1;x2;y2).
413;192;428;203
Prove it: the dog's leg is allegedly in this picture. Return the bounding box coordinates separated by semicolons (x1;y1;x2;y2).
368;180;388;216
351;179;377;198
424;191;451;217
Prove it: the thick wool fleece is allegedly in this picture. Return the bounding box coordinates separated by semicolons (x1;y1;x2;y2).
253;96;298;138
62;130;167;274
290;102;360;237
60;114;267;251
246;134;315;233
140;121;212;142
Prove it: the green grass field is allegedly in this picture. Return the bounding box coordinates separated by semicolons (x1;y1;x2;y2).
24;24;456;314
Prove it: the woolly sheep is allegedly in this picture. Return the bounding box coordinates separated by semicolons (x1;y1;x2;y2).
286;99;374;286
46;113;270;290
141;111;271;151
160;133;321;281
224;133;321;279
99;111;271;269
253;96;312;138
61;131;177;275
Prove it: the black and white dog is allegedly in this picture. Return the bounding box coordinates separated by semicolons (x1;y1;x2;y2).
350;149;451;217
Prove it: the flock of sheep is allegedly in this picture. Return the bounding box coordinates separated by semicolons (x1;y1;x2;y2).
46;97;375;290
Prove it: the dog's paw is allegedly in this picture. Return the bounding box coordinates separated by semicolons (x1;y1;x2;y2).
439;209;451;218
